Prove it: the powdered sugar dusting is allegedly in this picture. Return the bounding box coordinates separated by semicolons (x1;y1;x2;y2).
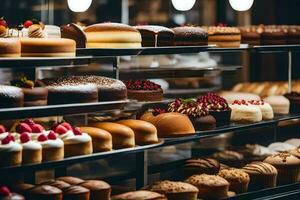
0;85;23;98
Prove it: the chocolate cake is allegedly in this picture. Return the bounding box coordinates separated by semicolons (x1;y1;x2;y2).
261;27;287;45
0;85;24;108
239;26;262;45
287;26;300;44
172;26;208;46
61;23;87;48
284;92;300;114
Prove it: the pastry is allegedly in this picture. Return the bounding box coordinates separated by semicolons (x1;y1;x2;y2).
144;180;198;200
80;180;111;200
261;27;287;45
218;168;250;194
19;132;42;164
185;174;230;199
84;23;142;48
117;119;159;145
183;158;220;178
0;38;21;57
27;185;62;200
284;92;300;113
239;26;261;45
79;127;113;152
63;185;90;200
219;91;260;104
61;23;87;48
172;26;208;46
229;100;263;123
56;177;84;185
168;98;216;131
263;95;290;115
20;38;76;57
205;26;241;47
134;25;174;47
44;25;61;38
0;85;24;108
268;142;296;153
37;131;64;162
0;186;25;200
111;190;167;200
89;122;135;149
264;152;300;185
16;119;46;140
242;162;277;191
39;180;71;190
0;134;22;167
212;150;244;167
124;80;163;102
248;100;274;120
198;93;232;126
140;110;195;138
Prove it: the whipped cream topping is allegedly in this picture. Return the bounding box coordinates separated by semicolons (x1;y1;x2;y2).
60;130;91;144
39;138;64;149
0;132;9;141
0;140;22;152
21;140;42;150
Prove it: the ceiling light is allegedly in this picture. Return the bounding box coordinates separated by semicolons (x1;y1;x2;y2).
171;0;196;11
67;0;92;12
229;0;254;11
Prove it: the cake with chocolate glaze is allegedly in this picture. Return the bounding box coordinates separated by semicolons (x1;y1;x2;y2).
0;186;25;200
134;25;174;47
124;80;163;102
239;26;262;45
261;27;287;45
168;98;216;131
172;26;208;46
0;85;24;108
80;180;111;200
61;23;87;48
183;158;220;178
284;92;300;113
287;26;300;44
213;150;244;167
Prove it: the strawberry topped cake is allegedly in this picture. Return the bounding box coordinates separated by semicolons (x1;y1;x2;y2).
16;119;46;140
0;124;9;141
52;122;92;157
229;100;263;123
248;100;274;120
0;134;22;167
19;132;42;164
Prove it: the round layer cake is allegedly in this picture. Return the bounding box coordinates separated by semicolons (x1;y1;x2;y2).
261;27;287;45
84;23;142;48
0;38;21;57
205;26;241;47
0;85;24;108
172;26;208;46
239;26;262;45
61;23;87;48
20;38;76;57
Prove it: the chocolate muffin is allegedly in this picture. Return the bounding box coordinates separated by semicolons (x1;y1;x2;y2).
212;150;244;167
56;177;84;185
28;185;62;200
284;92;300;113
39;180;71;190
61;23;87;48
111;190;167;200
172;26;208;46
63;185;90;200
80;180;111;200
183;158;220;178
0;85;24;108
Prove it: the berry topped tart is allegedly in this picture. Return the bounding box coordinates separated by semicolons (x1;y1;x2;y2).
198;93;232;126
124;80;163;102
168;98;216;131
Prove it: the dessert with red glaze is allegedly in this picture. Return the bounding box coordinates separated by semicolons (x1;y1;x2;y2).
124;80;163;102
11;76;48;107
0;134;22;167
198;93;231;126
284;92;300;114
0;186;25;200
0;85;24;108
19;132;42;164
168;98;216;131
52;122;92;157
16;119;46;140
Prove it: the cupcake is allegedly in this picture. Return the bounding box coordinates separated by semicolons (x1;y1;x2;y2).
0;186;25;200
218;168;250;194
16;119;46;141
284;92;300;113
52;123;92;157
242;162;277;191
0;134;22;167
264;152;300;185
37;131;64;162
212;150;244;167
80;180;111;200
0;124;9;141
19;132;42;164
185;174;230;199
27;185;62;200
197;93;232;126
168;98;216;131
63;185;90;200
183;158;220;178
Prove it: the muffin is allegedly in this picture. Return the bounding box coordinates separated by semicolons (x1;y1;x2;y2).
212;150;244;167
39;180;71;190
183;158;220;178
242;162;278;191
111;190;167;200
63;185;90;200
185;174;230;199
80;180;111;200
144;180;198;200
28;185;62;200
218;168;250;194
264;152;300;185
56;177;84;185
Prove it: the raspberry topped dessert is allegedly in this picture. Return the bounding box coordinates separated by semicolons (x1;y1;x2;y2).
0;186;25;200
284;92;300;114
229;100;263;123
248;100;274;120
0;134;22;167
198;93;232;126
0;124;9;141
168;98;216;131
19;132;42;164
124;80;163;102
16;119;46;140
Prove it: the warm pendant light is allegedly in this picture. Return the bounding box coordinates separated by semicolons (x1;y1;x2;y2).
67;0;92;12
229;0;254;11
171;0;196;11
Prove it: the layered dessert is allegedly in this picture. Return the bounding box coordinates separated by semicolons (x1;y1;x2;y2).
261;27;287;45
172;26;208;46
239;26;262;45
229;100;263;123
287;26;300;44
247;100;274;120
0;85;24;108
19;132;42;164
0;38;21;57
0;134;22;167
205;26;241;47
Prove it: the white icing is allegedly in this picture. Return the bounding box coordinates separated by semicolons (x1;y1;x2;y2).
0;85;23;98
229;104;262;122
21;140;42;150
39;138;64;149
44;25;61;38
268;142;296;153
48;84;97;92
0;141;22;152
61;131;91;144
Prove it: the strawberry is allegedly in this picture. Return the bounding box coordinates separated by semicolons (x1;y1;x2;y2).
1;135;12;145
55;125;68;135
20;132;31;143
0;186;10;197
48;131;57;140
16;123;32;133
23;20;33;28
23;118;35;126
73;127;82;136
37;134;47;142
0;17;7;28
60;122;73;130
31;124;45;133
0;125;6;133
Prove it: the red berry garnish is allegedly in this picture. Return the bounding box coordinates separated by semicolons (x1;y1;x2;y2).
73;127;82;135
48;131;57;140
37;134;48;142
23;118;35;126
0;125;6;134
16;123;32;133
20;132;31;143
0;186;11;197
0;17;7;28
55;125;68;135
31;124;45;133
23;20;33;28
60;122;72;130
1;135;12;145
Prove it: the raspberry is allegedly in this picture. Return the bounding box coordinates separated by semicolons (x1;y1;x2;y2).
60;122;73;131
73;127;82;135
37;134;48;142
0;186;10;197
0;125;6;134
20;132;31;143
48;131;57;140
16;123;32;133
23;20;33;28
55;125;68;135
31;124;45;133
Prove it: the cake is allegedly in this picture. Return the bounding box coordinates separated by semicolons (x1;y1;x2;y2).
0;38;21;57
168;98;216;131
212;150;244;167
117;119;159;145
61;23;87;48
20;38;76;57
264;152;300;185
0;85;24;108
111;190;167;200
248;100;274;120
205;26;241;47
219;91;261;104
144;180;199;200
19;132;42;164
171;26;208;46
28;24;46;38
0;186;25;200
39;180;71;190
140;110;195;138
263;95;290;115
239;26;262;45
10;183;34;198
261;27;287;45
89;122;135;149
63;185;90;200
134;25;174;47
183;158;220;178
84;23;142;48
124;80;163;102
79;127;112;152
16;119;46;140
242;162;278;191
56;177;84;185
0;124;9;141
27;185;62;200
229;100;263;123
290;148;300;159
218;168;250;194
52;123;92;157
197;93;232;126
185;174;230;199
287;26;300;44
80;180;111;200
0;134;22;167
284;92;300;113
